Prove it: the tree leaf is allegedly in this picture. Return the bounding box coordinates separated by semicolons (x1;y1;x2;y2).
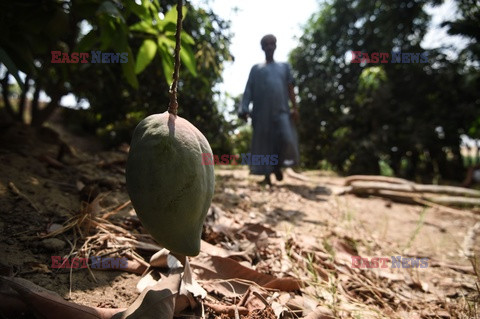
130;21;157;35
75;30;98;52
179;43;197;77
122;45;139;89
163;5;187;24
97;1;124;22
181;32;195;45
157;35;176;48
158;47;173;85
0;48;24;90
124;1;148;19
135;39;157;74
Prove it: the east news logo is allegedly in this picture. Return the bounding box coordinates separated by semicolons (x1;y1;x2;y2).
51;51;128;64
352;256;429;268
51;256;128;269
351;51;428;64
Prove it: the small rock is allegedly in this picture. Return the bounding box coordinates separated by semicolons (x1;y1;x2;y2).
47;223;63;234
41;238;66;251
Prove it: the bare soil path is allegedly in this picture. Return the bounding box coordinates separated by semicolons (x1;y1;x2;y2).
0;122;478;318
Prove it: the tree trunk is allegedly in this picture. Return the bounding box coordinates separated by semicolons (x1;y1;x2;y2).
0;72;16;120
18;75;30;123
31;92;62;127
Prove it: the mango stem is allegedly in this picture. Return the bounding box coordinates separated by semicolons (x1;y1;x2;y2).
168;0;183;116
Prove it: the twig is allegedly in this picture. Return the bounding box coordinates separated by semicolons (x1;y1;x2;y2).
252;290;269;307
101;200;131;219
8;181;41;213
203;302;249;316
168;0;183;115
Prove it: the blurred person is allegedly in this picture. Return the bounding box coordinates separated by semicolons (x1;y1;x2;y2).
238;34;300;185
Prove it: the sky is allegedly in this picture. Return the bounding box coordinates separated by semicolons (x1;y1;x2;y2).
190;0;320;97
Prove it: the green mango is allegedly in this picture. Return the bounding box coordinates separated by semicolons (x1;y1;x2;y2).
126;111;214;256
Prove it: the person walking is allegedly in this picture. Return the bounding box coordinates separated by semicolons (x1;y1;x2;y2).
239;34;300;185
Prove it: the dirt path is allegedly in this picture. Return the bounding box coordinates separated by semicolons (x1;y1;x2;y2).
0;123;478;318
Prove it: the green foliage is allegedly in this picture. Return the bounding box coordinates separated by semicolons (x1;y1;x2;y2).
357;66;387;92
0;48;24;90
441;0;480;139
290;0;480;181
63;1;234;154
0;0;234;156
230;126;253;155
441;0;480;62
0;0;198;125
135;39;158;74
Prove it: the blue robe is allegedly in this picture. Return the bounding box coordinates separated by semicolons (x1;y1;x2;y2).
240;62;300;175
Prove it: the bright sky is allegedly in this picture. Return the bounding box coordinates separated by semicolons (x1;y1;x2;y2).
190;0;320;97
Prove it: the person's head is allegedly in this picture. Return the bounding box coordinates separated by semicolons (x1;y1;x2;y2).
260;34;276;62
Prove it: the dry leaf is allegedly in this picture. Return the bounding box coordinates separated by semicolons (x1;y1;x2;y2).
302;306;335;319
136;271;162;293
0;276;124;319
201;240;252;261
190;254;301;298
112;269;182;319
149;249;183;269
181;258;207;299
237;223;276;241
271;301;288;318
149;249;170;268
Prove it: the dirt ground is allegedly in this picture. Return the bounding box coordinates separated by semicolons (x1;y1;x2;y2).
0;117;479;319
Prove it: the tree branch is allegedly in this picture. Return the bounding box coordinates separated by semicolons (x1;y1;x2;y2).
0;72;18;120
30;85;40;125
31;89;64;127
18;75;31;123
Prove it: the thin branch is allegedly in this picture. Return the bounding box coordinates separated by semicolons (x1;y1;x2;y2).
0;71;16;118
30;85;40;125
31;89;64;127
18;75;31;123
167;0;183;116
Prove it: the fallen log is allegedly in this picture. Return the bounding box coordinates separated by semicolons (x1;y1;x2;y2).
349;181;415;194
415;184;480;197
424;195;480;207
348;181;480;198
344;175;413;186
346;178;480;211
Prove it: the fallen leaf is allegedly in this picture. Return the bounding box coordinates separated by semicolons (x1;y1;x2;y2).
286;294;318;316
136;271;161;293
112;268;182;319
271;301;288;318
237;223;276;241
302;306;335;319
190;254;301;298
149;249;182;269
201;240;252;261
0;276;125;319
181;258;207;299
